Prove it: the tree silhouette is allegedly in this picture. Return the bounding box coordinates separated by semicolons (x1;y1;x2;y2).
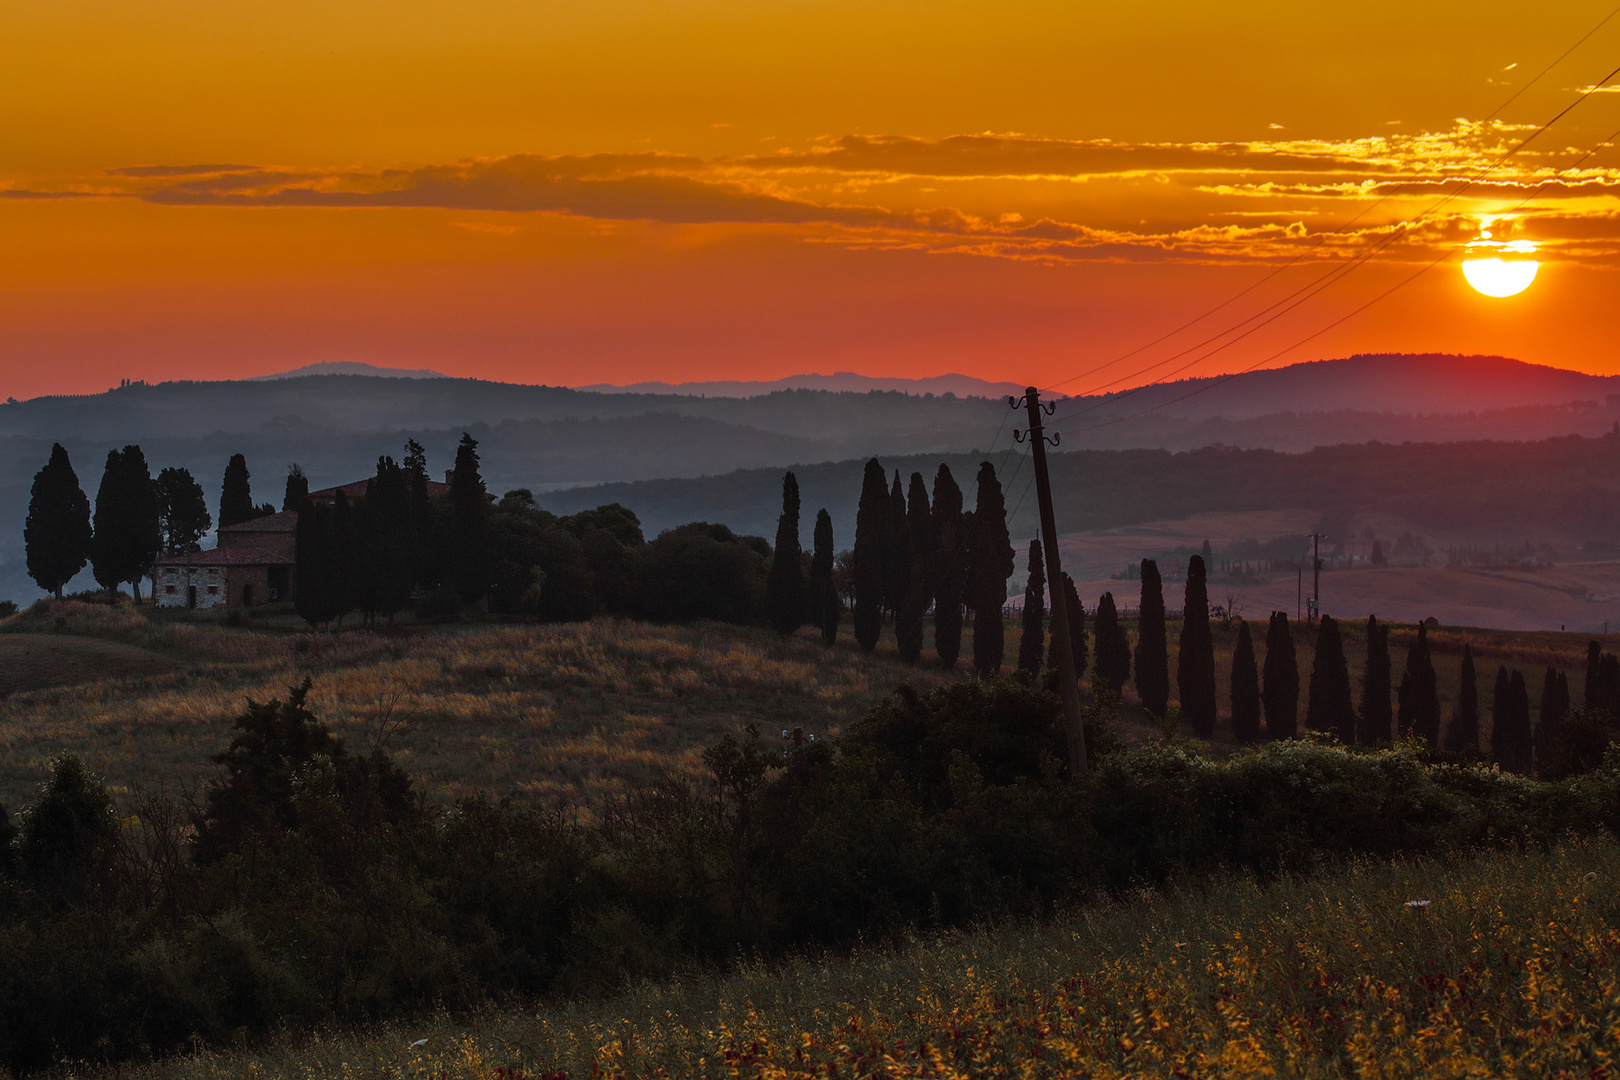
1092;591;1131;693
851;458;889;652
931;464;967;667
895;473;932;663
24;444;92;599
283;464;310;514
1357;615;1392;745
765;471;806;635
1017;540;1045;677
810;508;839;646
1305;615;1354;742
886;472;912;622
449;433;490;606
1262;612;1299;740
967;462;1014;676
1230;619;1261;744
219;453;256;529
1134;558;1169;718
90;446;160;602
1535;666;1569;776
1444;643;1480;755
1404;623;1441;745
1177;555;1217;737
1048;571;1088;681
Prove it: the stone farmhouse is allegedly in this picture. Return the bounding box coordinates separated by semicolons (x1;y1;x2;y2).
154;472;452;610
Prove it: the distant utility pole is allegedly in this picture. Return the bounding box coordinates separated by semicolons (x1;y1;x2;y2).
1014;388;1088;775
1309;531;1326;624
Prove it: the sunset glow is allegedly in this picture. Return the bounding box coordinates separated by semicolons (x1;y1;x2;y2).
6;1;1620;397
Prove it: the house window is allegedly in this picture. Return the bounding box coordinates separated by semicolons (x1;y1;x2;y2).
164;585;176;594
208;585;219;594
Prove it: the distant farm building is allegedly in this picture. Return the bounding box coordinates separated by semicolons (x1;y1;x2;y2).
153;471;453;609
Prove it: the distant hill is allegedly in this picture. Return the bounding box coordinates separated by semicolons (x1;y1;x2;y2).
251;361;449;380
576;371;1027;399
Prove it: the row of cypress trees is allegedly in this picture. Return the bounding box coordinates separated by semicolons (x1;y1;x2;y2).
24;444;218;601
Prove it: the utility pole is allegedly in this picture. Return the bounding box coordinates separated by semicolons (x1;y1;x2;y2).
1309;531;1326;624
1013;388;1088;775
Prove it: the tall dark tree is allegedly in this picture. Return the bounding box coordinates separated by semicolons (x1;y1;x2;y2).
1488;665;1511;764
1357;615;1393;745
765;471;806;635
1602;654;1620;718
1585;640;1604;713
810;509;839;646
402;438;431;560
328;490;359;625
24;443;93;598
1262;612;1299;740
1178;555;1218;737
885;472;912;621
1305;614;1354;742
851;458;889;652
355;457;413;625
895;474;932;663
967;462;1015;676
1403;623;1442;745
1536;666;1569;776
1135;559;1170;718
283;464;310;514
1507;669;1533;774
90;446;160;602
1397;670;1414;740
294;500;335;627
1230;619;1261;744
154;467;211;557
449;433;490;606
1444;643;1480;755
219;453;256;529
1048;571;1088;681
1017;540;1046;677
931;464;967;667
1092;591;1130;693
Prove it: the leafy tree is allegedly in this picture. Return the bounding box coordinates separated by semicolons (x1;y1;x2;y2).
283;464;310;513
639;522;768;624
219;452;256;528
1262;612;1299;740
1092;591;1130;693
810;509;839;646
450;433;491;606
1357;615;1392;745
154;466;211;556
1305;614;1354;742
931;464;967;667
90;445;160;602
1134;558;1170;718
896;473;932;663
1177;555;1217;737
1047;571;1088;681
1404;623;1441;745
1230;619;1261;744
1017;540;1045;677
967;462;1014;676
24;443;92;598
765;471;806;635
1444;643;1480;755
851;458;889;652
561;503;645;615
487;494;596;620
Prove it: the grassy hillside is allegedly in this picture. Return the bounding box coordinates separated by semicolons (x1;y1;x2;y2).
101;836;1620;1080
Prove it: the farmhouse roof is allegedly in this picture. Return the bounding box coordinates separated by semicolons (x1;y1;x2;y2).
219;509;299;534
154;543;294;567
309;477;451;502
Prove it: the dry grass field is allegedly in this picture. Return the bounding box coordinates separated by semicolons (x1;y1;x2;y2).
93;836;1620;1080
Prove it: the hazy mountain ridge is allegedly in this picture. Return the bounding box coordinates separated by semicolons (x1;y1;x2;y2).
575;371;1027;399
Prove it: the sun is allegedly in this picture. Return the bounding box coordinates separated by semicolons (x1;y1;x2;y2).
1461;226;1538;298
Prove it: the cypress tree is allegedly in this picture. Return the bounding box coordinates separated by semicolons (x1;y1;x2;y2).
1396;670;1414;741
368;456;413;624
1262;612;1299;740
449;433;490;606
1489;665;1511;765
1048;571;1088;680
1230;618;1261;744
895;473;932;663
90;446;160;602
283;464;310;513
219;453;255;529
1445;643;1480;755
329;489;359;625
1602;654;1620;718
930;464;966;667
765;471;806;635
851;458;889;652
24;443;93;599
1535;665;1568;776
295;500;334;628
1305;614;1354;742
154;466;211;556
967;461;1014;676
1494;669;1533;774
1093;591;1130;693
1178;554;1217;737
1357;615;1393;745
810;509;839;646
1017;540;1045;677
1405;623;1442;745
1135;558;1170;718
885;473;911;620
1585;640;1603;713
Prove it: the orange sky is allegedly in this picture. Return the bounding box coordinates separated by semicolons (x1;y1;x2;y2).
5;0;1620;399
